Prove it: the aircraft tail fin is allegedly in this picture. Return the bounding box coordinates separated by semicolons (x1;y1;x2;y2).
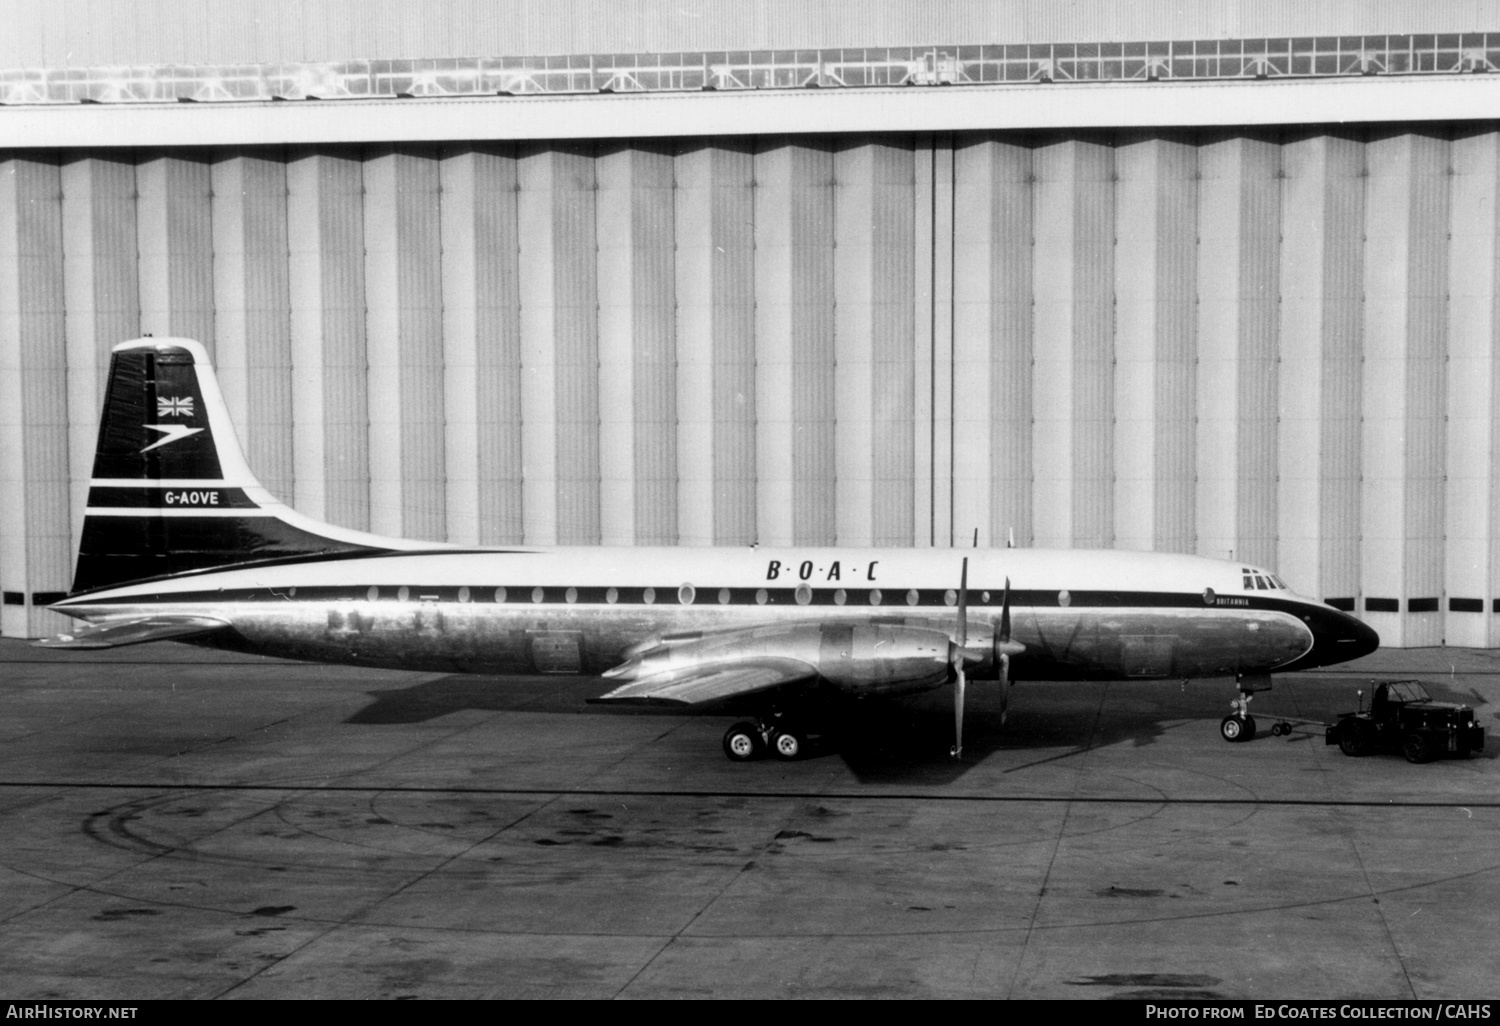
71;337;401;594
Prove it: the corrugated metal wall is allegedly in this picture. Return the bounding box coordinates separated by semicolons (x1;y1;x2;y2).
4;0;1498;67
3;127;1500;647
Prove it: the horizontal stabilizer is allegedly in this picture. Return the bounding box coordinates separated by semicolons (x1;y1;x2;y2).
34;615;229;649
592;657;814;706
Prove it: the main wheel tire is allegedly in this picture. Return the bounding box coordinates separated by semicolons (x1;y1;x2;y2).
1220;715;1246;743
1402;732;1432;764
1241;715;1257;742
771;728;803;761
1338;726;1368;757
723;722;761;762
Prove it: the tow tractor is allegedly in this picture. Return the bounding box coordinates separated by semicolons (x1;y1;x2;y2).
1324;680;1485;764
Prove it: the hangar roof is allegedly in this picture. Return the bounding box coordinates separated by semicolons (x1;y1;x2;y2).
3;0;1498;68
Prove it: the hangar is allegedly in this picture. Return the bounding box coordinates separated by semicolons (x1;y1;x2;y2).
2;0;1499;651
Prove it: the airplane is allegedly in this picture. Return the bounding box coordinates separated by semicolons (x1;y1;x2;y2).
38;337;1381;761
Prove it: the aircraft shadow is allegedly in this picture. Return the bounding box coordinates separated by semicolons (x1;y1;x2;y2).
342;672;1500;784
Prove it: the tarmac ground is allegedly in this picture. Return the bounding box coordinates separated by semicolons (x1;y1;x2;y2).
1;638;1496;999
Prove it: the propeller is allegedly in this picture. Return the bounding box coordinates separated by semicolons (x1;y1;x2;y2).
951;567;1024;759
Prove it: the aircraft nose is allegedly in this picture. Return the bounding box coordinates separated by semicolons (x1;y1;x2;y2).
1322;610;1379;664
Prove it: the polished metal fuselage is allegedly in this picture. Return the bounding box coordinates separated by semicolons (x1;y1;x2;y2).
53;545;1376;692
61;592;1319;685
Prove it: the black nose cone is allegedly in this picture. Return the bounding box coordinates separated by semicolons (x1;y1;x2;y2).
1283;605;1380;672
1310;609;1379;668
1346;615;1380;661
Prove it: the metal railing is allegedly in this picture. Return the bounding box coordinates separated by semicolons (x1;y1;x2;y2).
2;34;1496;106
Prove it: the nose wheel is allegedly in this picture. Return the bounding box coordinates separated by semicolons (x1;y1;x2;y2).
1220;692;1257;743
1219;713;1257;742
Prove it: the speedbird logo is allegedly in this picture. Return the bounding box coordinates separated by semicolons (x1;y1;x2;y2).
140;424;205;452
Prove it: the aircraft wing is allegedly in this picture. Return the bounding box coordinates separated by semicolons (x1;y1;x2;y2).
35;615;230;649
592;656;815;705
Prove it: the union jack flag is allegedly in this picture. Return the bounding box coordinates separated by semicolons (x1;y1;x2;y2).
157;396;194;418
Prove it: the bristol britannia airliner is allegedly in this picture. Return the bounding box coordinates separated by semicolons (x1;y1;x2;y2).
40;338;1379;761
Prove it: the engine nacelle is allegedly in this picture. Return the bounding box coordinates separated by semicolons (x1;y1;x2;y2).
815;624;954;695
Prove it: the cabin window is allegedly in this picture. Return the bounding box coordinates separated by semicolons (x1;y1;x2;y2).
1202;588;1215;604
367;586;379;601
531;586;544;603
565;587;578;604
397;586;410;602
458;586;471;603
944;589;957;606
834;588;846;606
605;587;618;604
718;587;731;604
494;587;507;603
679;584;695;604
795;584;812;605
906;589;919;606
643;587;656;604
755;588;769;605
1058;589;1071;607
869;589;882;605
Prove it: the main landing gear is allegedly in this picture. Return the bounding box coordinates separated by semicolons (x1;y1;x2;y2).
722;716;811;762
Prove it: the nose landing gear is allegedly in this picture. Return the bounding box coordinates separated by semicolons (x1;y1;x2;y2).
1219;701;1257;743
1220;673;1271;743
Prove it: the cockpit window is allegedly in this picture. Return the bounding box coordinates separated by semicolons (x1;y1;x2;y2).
1242;568;1286;591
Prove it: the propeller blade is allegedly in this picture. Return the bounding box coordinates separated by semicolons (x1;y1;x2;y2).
998;651;1011;727
957;557;969;649
999;575;1011;645
951;557;970;759
951;663;966;759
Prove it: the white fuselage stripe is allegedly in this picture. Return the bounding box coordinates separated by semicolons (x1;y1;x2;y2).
90;479;241;488
84;508;279;518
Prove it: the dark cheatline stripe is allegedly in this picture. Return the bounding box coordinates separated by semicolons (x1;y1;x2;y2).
87;486;259;509
1450;597;1483;613
1364;597;1399;613
69;584;1297;614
